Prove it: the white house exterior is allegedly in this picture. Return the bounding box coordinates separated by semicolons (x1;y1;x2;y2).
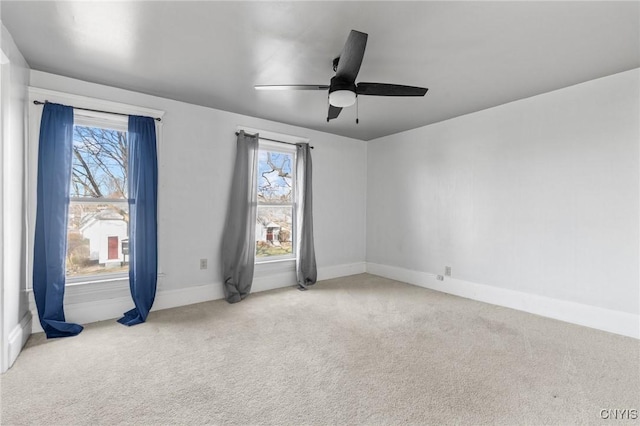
256;220;281;244
80;209;128;266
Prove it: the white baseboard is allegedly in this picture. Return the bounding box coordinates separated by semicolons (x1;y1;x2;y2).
152;282;225;311
366;262;640;339
30;294;133;334
30;262;365;334
253;271;297;292
7;312;32;369
318;262;366;281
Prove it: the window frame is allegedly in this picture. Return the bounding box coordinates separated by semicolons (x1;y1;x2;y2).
66;112;130;284
26;87;164;290
255;139;297;264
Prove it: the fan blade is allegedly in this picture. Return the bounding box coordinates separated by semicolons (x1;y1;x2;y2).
335;30;368;83
327;105;342;121
255;85;329;90
356;83;428;97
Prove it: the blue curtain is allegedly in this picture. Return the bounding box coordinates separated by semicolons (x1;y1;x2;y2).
33;103;84;338
118;116;158;326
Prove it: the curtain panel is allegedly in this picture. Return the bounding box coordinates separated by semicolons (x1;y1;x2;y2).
221;131;259;303
118;115;158;326
33;102;84;338
295;143;317;289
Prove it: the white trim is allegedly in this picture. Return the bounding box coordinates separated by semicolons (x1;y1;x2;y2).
29;263;365;334
74;111;128;132
0;45;7;373
7;312;31;369
253;271;298;293
28;278;131;333
317;262;367;281
26;260;637;341
70;198;128;204
258;139;297;153
366;262;640;339
28;87;164;120
255;254;296;263
236;125;309;144
30;295;131;334
65;273;129;286
255;141;297;263
58;278;131;304
255;257;296;265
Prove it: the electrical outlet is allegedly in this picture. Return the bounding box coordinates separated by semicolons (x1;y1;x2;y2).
436;275;444;281
445;266;452;277
199;259;208;270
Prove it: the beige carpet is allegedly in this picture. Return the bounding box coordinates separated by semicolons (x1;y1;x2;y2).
1;274;638;425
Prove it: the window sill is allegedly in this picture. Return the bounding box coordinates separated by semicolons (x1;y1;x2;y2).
255;257;296;265
27;278;129;308
66;274;129;287
26;272;166;292
254;258;296;276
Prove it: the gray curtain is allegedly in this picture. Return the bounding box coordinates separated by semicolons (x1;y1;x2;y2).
221;131;258;303
295;143;317;289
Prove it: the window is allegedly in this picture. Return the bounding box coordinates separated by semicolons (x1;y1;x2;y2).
66;115;129;280
256;141;296;261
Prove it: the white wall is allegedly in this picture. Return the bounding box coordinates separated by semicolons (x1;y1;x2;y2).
1;23;31;372
26;70;367;330
367;69;639;337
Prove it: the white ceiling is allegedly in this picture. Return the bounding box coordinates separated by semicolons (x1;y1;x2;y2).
2;1;638;141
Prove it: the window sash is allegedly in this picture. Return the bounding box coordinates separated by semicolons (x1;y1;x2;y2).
66;120;129;281
256;205;295;261
256;142;296;262
70;198;128;204
256;203;295;209
66;199;129;282
74;112;128;132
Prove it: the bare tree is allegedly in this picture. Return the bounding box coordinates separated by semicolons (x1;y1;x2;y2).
258;152;292;203
71;126;128;221
71;126;127;197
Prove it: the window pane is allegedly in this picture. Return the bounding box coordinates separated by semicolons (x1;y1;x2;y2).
67;203;129;277
71;126;128;199
256;206;293;258
257;150;293;204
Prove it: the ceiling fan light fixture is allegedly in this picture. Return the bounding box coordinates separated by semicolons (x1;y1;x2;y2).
329;90;356;107
257;30;427;122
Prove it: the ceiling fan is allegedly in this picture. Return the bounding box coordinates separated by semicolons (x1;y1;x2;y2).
255;30;428;122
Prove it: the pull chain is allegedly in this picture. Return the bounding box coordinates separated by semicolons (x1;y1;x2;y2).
326;95;330;122
356;95;359;124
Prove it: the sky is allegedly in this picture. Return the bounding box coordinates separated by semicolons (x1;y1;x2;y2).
257;150;293;203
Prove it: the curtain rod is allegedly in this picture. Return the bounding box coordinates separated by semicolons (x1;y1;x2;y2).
33;100;162;122
236;131;314;149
